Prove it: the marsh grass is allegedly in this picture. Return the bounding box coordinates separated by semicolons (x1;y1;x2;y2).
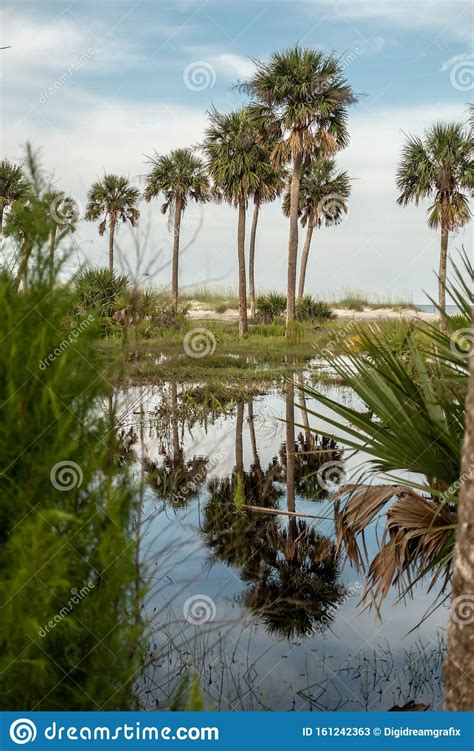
327;287;415;310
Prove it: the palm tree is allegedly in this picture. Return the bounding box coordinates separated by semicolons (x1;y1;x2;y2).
244;46;355;333
396;122;473;333
143;148;210;309
249;163;285;317
283;157;351;301
0;159;30;243
203;108;273;336
85;175;140;273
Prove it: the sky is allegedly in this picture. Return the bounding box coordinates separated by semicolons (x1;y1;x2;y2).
1;0;473;302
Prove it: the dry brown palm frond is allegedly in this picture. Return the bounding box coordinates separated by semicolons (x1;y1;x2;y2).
334;484;409;567
335;484;456;614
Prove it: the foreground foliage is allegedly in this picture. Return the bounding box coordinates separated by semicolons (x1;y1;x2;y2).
0;197;145;710
302;252;473;614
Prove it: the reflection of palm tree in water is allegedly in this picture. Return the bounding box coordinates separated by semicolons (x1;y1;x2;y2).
144;382;208;508
279;375;343;500
204;390;344;638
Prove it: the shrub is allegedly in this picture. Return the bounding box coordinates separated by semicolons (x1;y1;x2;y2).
73;267;130;318
0;270;145;709
255;291;286;322
296;295;335;321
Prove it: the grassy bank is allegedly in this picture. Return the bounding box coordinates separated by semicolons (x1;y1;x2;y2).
107;316;425;388
155;284;415;314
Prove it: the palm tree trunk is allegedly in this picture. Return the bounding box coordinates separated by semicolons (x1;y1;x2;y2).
172;197;182;310
297;220;314;302
49;225;57;285
171;381;181;466
236;400;244;480
108;217;116;274
286;152;303;334
444;309;474;709
249;201;260;318
438;202;449;334
0;206;4;248
286;375;297;541
297;374;313;450
237;201;248;337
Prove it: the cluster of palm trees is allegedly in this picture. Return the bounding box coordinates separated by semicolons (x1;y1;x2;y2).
1;47;472;334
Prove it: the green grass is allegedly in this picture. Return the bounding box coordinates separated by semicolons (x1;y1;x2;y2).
178;284;240;310
327;287;415;311
106;318;400;387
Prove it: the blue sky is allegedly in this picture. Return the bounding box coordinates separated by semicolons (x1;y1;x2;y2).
1;0;473;300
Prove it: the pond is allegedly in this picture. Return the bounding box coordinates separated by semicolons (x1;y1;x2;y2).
116;376;447;712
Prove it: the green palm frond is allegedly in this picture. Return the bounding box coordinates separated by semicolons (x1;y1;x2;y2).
203;107;274;207
244;46;356;162
282;156;351;226
85;174;141;231
396;121;474;228
298;254;472;612
143;147;210;212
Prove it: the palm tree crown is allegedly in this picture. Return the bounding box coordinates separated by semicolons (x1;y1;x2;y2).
0;160;30;246
244;46;356;164
396;122;473;230
0;160;30;211
203;108;274;205
143;147;210;212
283;157;351;227
85;174;140;234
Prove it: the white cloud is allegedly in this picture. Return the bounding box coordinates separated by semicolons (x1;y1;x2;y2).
209;53;256;82
307;0;473;41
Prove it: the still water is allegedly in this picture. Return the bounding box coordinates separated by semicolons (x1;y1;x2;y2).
117;378;447;712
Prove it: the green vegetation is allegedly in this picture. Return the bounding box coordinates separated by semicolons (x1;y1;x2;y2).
0;199;145;709
300;252;473;612
296;295;335;322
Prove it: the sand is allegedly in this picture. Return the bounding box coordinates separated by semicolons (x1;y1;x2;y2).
187;301;438;323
